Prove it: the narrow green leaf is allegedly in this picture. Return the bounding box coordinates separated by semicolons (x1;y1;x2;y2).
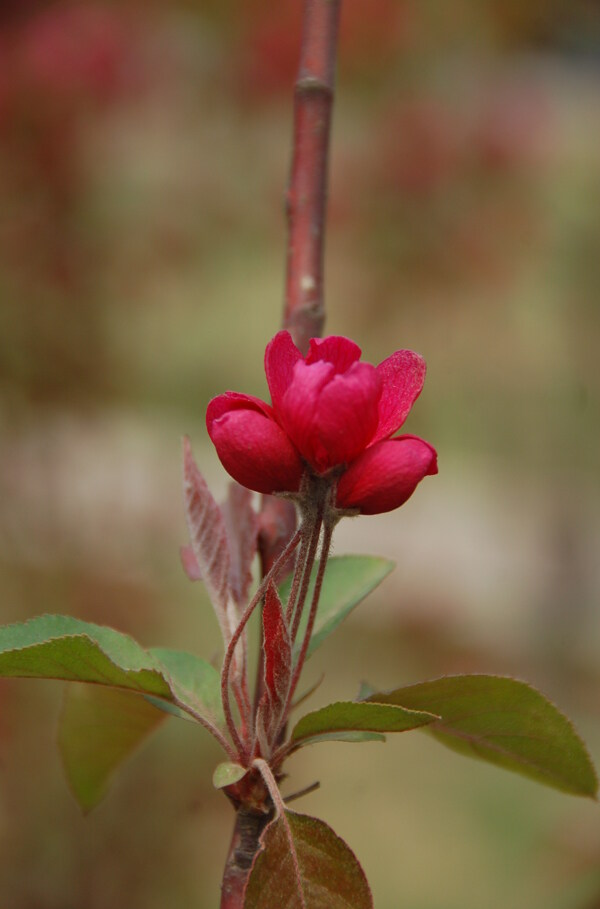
58;684;166;812
291;731;386;747
280;555;394;660
291;700;437;749
367;674;598;798
244;810;373;909
213;762;248;789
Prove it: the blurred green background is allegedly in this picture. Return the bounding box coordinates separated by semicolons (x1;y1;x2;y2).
0;1;599;907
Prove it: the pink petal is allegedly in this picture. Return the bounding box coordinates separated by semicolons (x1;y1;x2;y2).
309;362;382;471
207;391;274;423
277;359;334;463
336;435;438;515
207;403;303;495
265;330;302;412
279;361;382;473
372;350;427;443
306;335;362;373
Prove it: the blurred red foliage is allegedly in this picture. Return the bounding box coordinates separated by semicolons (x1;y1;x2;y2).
0;3;145;403
379;99;464;199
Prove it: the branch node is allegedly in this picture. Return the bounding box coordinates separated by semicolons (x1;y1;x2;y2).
295;75;333;97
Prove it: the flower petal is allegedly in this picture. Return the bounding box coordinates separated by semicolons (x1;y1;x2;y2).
265;330;302;412
306;335;362;373
207;397;303;495
336;435;437;515
277;359;334;465
372;350;427;443
279;360;382;473
207;391;274;422
310;362;382;471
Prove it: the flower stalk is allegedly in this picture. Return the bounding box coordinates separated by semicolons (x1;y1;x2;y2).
287;515;335;708
221;527;303;763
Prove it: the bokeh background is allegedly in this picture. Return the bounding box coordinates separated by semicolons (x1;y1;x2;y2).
1;1;599;907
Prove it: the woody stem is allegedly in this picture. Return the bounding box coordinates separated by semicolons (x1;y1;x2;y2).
283;0;342;354
220;2;341;905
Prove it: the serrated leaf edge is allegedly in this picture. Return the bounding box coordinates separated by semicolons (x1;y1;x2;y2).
366;673;599;799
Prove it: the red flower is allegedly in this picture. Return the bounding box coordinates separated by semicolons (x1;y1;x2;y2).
206;331;437;514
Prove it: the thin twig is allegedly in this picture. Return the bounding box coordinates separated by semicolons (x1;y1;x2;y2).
284;780;320;804
283;0;342;355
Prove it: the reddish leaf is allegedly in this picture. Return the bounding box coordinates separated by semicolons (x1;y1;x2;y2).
244;810;373;909
182;437;234;644
179;544;202;581
222;482;258;607
256;582;292;752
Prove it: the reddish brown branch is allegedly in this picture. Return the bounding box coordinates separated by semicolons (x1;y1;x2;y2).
220;805;272;909
220;3;341;905
284;0;342;356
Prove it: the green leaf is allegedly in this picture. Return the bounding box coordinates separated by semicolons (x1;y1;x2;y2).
356;680;376;700
290;700;437;749
366;675;598;798
212;761;248;789
290;730;386;747
244;810;373;909
0;616;223;731
0;615;170;691
150;647;225;729
58;684;166;812
280;555;394;661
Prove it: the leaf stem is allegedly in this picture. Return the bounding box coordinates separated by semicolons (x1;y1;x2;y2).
221;528;302;763
170;694;238;762
284;780;320;804
287;517;335;711
253;759;307;909
252;757;287;817
284;528;311;624
290;509;323;644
